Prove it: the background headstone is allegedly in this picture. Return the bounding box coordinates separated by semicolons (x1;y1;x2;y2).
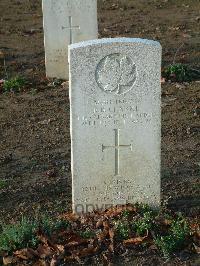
69;38;162;213
42;0;98;80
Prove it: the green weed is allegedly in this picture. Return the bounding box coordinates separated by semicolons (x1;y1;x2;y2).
0;218;38;254
53;219;70;231
39;216;70;236
162;63;200;82
121;210;131;219
154;216;190;258
114;221;130;240
79;229;95;239
0;180;8;189
3;76;25;93
132;211;155;236
0;216;70;254
136;203;152;214
30;88;38;95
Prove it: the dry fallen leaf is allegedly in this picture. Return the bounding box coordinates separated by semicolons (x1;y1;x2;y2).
65;234;89;247
157;217;172;226
61;81;69;87
193;243;200;254
96;219;103;228
50;255;58;266
108;243;114;253
182;33;191;38
38;234;57;250
3;256;17;265
60;212;79;222
76;246;99;258
103;220;110;231
37;244;53;259
33;260;49;266
123;235;148;246
161;77;166;84
102;251;113;265
109;228;115;241
55;244;65;253
105;205;136;217
14;248;38;260
97;230;108;242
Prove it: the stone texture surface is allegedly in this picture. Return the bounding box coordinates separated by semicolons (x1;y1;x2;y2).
42;0;98;80
69;38;162;213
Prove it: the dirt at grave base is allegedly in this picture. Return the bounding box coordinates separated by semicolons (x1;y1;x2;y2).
0;0;199;254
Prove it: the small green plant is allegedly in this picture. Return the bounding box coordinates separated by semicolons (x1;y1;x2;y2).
162;63;200;82
132;211;155;236
30;88;38;95
53;219;70;231
121;210;131;219
114;221;130;240
0;218;38;254
79;229;95;239
0;216;70;254
39;217;70;236
154;216;190;258
3;76;25;93
135;203;152;215
39;216;54;236
0;179;7;189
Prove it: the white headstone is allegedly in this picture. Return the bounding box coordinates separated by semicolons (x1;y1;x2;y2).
42;0;98;80
69;38;162;213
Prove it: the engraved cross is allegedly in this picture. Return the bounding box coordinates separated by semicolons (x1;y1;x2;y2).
102;129;132;176
62;16;80;44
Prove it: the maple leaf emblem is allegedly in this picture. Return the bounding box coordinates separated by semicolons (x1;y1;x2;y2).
96;54;136;95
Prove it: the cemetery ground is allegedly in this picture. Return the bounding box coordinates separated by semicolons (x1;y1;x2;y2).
0;0;199;265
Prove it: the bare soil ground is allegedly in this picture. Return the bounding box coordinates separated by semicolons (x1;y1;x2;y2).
0;0;200;264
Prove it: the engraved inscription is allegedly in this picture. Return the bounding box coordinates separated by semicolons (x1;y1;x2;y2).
76;178;150;209
77;98;152;127
96;54;137;95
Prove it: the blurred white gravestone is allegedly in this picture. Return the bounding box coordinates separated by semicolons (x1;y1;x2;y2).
69;38;162;213
42;0;98;80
